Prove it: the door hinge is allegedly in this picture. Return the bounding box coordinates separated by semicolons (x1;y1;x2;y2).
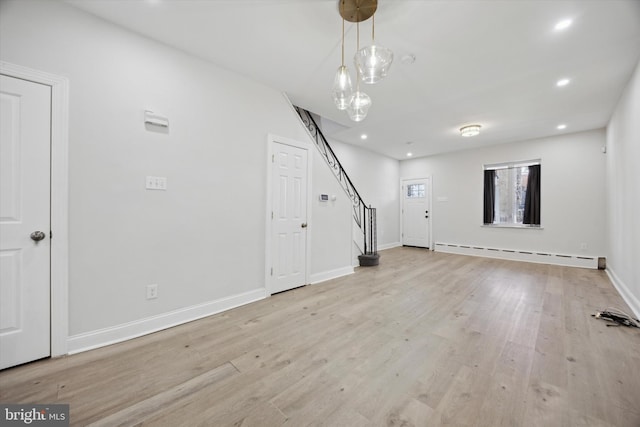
272;154;274;163
270;267;273;276
50;230;53;239
271;211;274;219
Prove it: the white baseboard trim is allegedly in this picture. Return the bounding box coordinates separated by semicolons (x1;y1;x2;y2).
434;242;599;269
606;268;640;319
67;288;267;355
378;242;401;251
310;266;354;284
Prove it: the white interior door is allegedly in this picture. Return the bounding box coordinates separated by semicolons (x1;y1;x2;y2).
271;142;308;294
402;178;431;248
0;75;51;369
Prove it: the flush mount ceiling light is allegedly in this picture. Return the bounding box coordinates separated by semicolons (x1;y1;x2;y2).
556;78;570;87
557;124;567;130
332;0;393;121
460;124;481;137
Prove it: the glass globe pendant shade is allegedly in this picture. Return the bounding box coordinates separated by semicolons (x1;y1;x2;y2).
332;65;353;110
355;44;393;84
347;90;372;122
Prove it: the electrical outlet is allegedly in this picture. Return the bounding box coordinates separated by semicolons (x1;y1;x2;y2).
146;284;158;300
580;243;588;250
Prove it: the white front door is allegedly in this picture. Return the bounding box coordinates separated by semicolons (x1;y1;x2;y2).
271;142;308;294
0;75;51;369
402;178;431;248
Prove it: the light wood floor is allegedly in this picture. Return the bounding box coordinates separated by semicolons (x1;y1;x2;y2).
1;247;639;426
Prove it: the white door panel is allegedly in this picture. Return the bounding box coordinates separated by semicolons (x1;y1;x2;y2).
0;75;51;369
271;143;308;294
402;178;431;248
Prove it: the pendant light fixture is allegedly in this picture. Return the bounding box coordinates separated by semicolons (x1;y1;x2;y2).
333;0;390;122
347;20;371;121
331;7;353;110
355;14;393;84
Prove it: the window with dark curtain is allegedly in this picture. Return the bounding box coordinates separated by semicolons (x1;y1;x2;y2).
523;164;541;225
483;169;495;224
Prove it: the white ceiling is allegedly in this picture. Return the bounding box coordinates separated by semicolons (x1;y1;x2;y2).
66;0;640;160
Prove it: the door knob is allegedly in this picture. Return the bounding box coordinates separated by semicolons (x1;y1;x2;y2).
30;231;46;242
301;223;308;228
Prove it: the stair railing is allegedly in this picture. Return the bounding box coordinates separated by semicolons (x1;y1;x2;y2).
293;106;377;257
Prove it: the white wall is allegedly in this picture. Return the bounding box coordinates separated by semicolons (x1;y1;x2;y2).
309;152;353;282
0;0;353;349
400;130;607;256
328;139;401;249
606;61;640;317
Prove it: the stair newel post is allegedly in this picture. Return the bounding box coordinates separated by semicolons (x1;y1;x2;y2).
372;207;377;255
363;203;368;255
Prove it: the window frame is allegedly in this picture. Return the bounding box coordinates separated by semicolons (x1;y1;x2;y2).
406;183;426;199
482;159;542;229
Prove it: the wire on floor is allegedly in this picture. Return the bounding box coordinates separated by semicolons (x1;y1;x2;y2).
591;307;640;328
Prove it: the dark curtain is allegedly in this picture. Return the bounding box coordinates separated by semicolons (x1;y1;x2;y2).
483;169;495;224
523;164;541;225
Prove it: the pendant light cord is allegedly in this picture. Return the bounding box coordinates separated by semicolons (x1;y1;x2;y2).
372;13;375;42
341;1;345;67
356;20;361;90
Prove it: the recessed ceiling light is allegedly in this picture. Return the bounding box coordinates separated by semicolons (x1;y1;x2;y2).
406;152;413;157
556;78;570;87
361;134;367;140
554;19;573;31
557;124;567;130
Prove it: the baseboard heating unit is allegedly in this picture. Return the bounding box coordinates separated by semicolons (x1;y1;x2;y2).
434;242;599;269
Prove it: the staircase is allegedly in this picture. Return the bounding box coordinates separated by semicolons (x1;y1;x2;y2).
294;106;379;266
